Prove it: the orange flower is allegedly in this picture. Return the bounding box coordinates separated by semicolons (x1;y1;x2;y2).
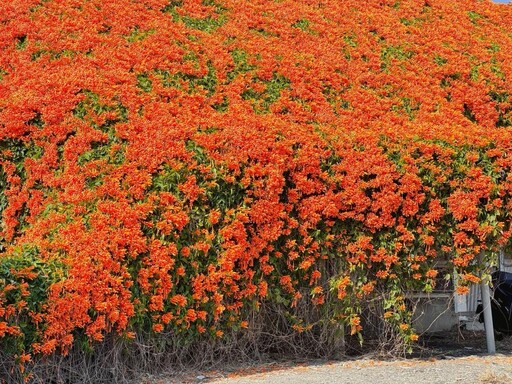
361;282;374;295
456;286;470;295
161;312;174;324
124;332;136;339
425;269;438;278
17;353;31;363
349;316;362;335
462;273;480;284
399;323;409;331
311;286;323;295
208;209;221;225
170;295;187;307
185;309;197;322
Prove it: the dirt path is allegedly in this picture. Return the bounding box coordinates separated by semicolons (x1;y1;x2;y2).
210;355;512;384
143;354;512;384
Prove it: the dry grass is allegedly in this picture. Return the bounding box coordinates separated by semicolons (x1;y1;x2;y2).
478;370;512;384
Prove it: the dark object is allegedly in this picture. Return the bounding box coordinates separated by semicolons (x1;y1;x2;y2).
476;271;512;337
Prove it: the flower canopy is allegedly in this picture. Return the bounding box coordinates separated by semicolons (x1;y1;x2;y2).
1;0;512;360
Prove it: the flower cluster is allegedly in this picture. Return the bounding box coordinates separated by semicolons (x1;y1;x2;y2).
1;0;512;361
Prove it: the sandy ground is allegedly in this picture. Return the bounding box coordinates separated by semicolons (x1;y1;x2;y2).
210;355;512;384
